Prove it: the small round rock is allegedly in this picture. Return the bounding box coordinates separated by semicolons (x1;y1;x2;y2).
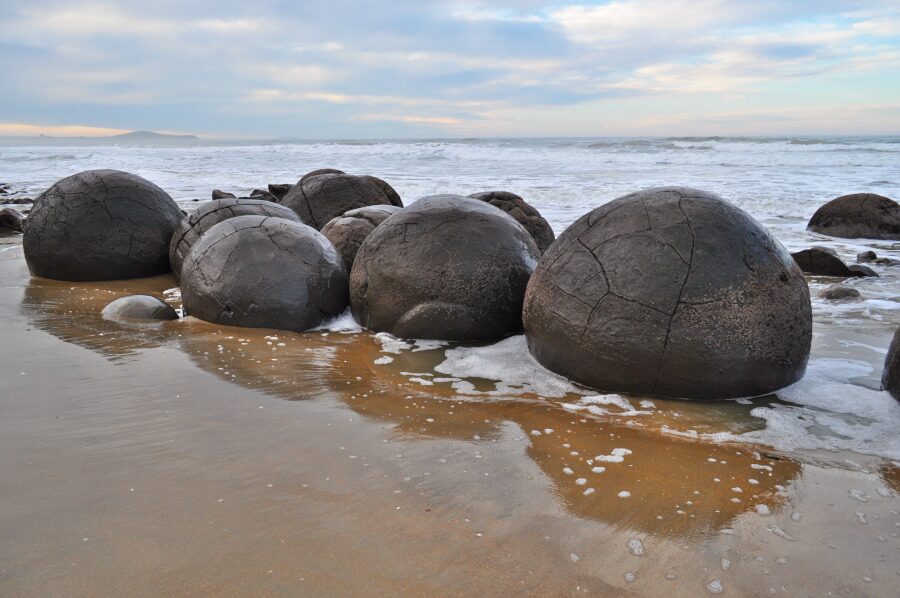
819;285;860;301
23;170;182;281
281;171;402;229
181;216;348;332
350;195;540;341
524;186;812;400
168;198;301;281
469;191;555;253
102;295;179;321
321;205;401;273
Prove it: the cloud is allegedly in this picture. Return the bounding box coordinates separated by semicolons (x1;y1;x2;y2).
0;122;130;136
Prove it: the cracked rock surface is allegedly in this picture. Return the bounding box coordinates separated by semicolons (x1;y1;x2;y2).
181;215;348;332
168;198;300;281
101;295;179;321
523;186;812;400
23;169;182;281
350;195;540;341
808;193;900;239
321;205;401;274
281;171;402;230
468;191;555;253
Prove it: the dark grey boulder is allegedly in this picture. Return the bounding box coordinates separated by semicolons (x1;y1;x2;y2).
882;327;900;401
523;186;812;401
857;250;899;266
820;285;860;301
808;193;900;239
849;264;878;277
320;205;401;274
792;247;862;277
300;168;345;183
23;170;182;281
102;295;178;321
350;195;540;341
268;183;292;199
281;171;402;230
0;208;23;233
181;216;348;332
212;189;236;200
468;191;555;253
168;198;301;281
250;188;278;202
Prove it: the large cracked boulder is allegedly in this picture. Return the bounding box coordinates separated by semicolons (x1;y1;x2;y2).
808;193;900;239
181;216;347;332
523;186;812;400
321;205;401;274
281;171;402;230
168;198;301;281
469;191;555;253
23;170;182;281
350;195;540;341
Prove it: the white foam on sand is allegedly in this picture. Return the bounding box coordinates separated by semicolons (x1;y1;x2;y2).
433;335;585;398
562;395;651;418
711;359;900;460
375;332;448;354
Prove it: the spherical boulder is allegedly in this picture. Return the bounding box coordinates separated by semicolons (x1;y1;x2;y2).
181;216;348;332
350;195;540;341
102;295;179;321
820;285;860;301
469;191;555;253
301;168;345;183
168;198;301;281
281;171;402;230
23;170;182;281
808;193;900;239
0;207;24;233
523;186;812;400
321;205;401;273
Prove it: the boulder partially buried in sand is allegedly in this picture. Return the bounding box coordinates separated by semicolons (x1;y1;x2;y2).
468;191;555;253
820;285;860;301
168;198;301;281
102;295;179;321
181;216;348;332
320;205;402;274
808;193;900;240
791;247;862;277
0;208;24;233
523;186;812;400
350;195;540;341
281;171;402;229
23;170;182;281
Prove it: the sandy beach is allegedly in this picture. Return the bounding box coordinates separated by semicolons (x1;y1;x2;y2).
2;229;898;597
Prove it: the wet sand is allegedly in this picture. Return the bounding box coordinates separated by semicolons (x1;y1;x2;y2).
1;235;898;596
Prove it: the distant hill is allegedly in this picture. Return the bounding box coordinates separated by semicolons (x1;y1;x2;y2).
0;130;201;146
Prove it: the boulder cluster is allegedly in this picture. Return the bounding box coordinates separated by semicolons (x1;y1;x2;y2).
24;168;900;402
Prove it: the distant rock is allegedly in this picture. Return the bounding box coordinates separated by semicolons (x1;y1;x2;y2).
857;250;899;266
808;193;900;239
2;197;33;205
848;264;878;278
212;189;236;200
468;191;555;253
249;188;278;202
102;295;178;321
820;285;860;301
0;208;24;233
268;184;292;199
791;247;862;277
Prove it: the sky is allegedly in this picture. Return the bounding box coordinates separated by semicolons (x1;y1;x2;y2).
1;0;899;138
